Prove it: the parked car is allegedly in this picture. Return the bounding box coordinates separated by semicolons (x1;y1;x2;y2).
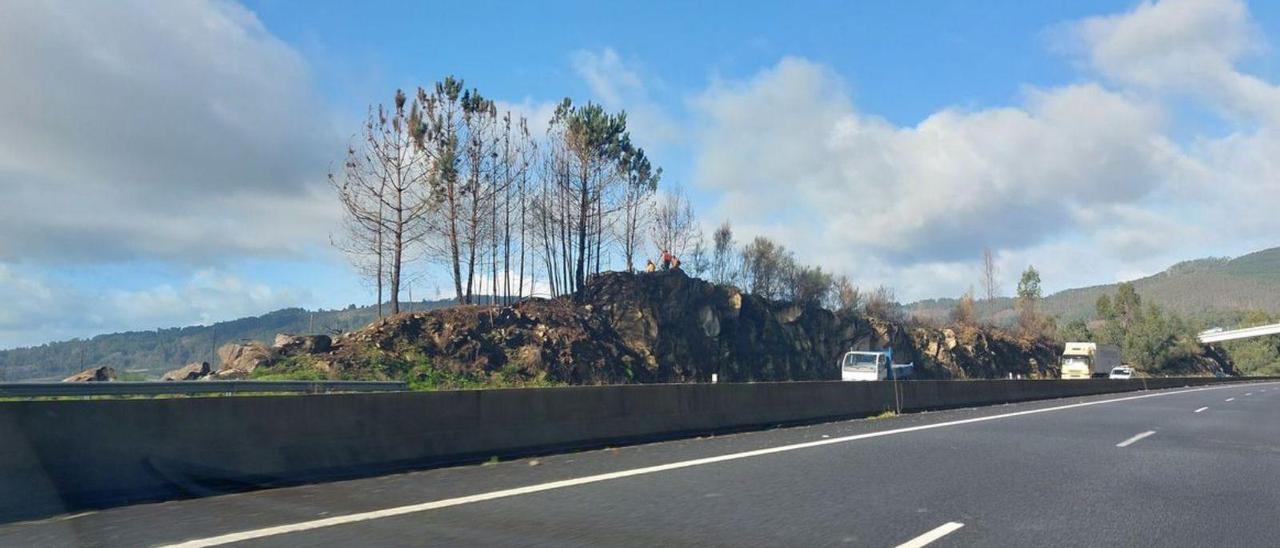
1109;366;1134;379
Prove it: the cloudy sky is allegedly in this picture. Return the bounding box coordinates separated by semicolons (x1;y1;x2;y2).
1;0;1278;348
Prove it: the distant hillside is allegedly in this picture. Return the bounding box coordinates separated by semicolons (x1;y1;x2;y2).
6;247;1277;382
0;299;472;381
908;247;1280;326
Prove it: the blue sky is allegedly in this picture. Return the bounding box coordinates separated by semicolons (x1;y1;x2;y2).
2;0;1280;348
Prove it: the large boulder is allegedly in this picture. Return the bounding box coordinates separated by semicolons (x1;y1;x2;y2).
209;368;251;380
62;366;116;382
272;333;332;355
162;361;211;381
216;342;275;374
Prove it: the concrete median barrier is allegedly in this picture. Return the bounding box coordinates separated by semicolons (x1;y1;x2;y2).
0;376;1266;523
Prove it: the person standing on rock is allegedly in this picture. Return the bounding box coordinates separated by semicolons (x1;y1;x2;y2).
661;249;672;270
645;259;657;273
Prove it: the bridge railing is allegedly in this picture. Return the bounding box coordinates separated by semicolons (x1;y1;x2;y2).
0;380;407;398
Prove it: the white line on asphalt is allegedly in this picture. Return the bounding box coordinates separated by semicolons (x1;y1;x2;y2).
160;382;1279;548
1226;397;1236;402
1117;430;1157;447
1194;407;1209;413
896;522;965;548
1246;393;1253;396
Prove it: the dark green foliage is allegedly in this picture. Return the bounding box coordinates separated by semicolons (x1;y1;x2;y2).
1095;294;1113;321
1220;310;1280;375
1077;287;1202;372
789;265;834;308
1057;318;1091;342
739;236;792;300
1016;266;1042;300
1016;265;1044;336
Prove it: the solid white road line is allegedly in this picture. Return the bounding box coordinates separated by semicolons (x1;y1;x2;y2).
1116;430;1157;448
1226;397;1236;402
896;522;965;548
1194;407;1209;413
161;382;1278;548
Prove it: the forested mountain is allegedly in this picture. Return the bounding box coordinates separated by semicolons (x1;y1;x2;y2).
908;247;1280;327
0;300;462;381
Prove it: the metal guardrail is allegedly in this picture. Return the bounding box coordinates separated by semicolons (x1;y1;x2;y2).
0;380;408;398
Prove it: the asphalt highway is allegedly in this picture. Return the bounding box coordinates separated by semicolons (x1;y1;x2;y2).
4;381;1279;547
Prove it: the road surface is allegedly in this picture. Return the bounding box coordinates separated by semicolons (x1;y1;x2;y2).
4;381;1279;547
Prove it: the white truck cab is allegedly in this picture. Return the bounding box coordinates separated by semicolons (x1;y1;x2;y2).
1061;342;1122;379
840;350;913;381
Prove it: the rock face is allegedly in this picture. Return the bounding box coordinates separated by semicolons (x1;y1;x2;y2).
242;271;1235;385
272;334;332;354
1164;344;1235;376
314;270;1070;384
216;342;275;376
159;336;336;382
62;366;116;382
161;362;211;381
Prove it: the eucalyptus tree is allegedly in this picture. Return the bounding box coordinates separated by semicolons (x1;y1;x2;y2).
1016;265;1043;335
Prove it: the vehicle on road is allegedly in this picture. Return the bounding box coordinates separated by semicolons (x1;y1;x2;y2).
840;349;914;381
1060;342;1122;379
1108;366;1134;379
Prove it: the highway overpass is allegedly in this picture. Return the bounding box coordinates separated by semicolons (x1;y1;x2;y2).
3;381;1279;547
1198;322;1280;343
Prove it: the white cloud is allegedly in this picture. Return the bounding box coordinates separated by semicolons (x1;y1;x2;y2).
495;98;560;139
691;1;1280;300
0;265;306;348
571;48;681;150
1068;0;1280;125
694;58;1179;264
0;0;341;264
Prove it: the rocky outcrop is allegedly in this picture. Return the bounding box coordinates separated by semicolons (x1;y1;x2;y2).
301;270;1065;385
162;362;212;381
216;341;275;377
236;271;1237;386
1162;344;1235;376
272;334;331;354
159;336;336;382
62;366;116;382
208;367;251;380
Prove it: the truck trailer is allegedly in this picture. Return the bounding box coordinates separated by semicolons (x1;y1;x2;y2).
1060;342;1121;379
